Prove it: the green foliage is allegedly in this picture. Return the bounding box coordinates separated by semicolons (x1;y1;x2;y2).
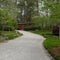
6;19;18;31
44;36;59;49
24;24;41;31
17;0;38;23
43;0;60;23
44;35;60;60
6;31;18;40
0;31;22;40
31;0;60;31
0;9;18;31
0;0;18;31
32;16;53;30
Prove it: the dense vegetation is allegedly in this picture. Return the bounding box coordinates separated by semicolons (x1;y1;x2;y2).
24;0;60;37
0;0;20;41
0;0;60;59
17;0;38;23
0;0;18;31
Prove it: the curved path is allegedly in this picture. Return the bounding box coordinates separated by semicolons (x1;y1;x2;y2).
0;30;52;60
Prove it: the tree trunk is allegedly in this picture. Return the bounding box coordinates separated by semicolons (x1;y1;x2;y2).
59;25;60;40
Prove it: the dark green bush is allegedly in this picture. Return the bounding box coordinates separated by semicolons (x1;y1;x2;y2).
24;25;41;31
0;19;18;31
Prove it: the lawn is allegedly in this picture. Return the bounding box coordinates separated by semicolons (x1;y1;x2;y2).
31;30;60;60
0;31;22;41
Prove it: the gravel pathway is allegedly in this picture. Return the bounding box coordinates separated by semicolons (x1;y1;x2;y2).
0;30;52;60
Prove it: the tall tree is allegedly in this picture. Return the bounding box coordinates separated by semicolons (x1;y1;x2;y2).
43;0;60;38
17;0;38;23
0;0;18;31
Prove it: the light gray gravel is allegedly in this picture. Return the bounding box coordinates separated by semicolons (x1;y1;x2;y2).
0;30;51;60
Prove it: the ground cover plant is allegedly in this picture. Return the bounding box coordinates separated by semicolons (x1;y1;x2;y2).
0;31;22;42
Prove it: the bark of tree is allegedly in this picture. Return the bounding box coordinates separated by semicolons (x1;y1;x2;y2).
59;25;60;40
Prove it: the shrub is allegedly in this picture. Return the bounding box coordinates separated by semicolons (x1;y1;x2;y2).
52;25;59;36
2;19;18;31
24;25;41;31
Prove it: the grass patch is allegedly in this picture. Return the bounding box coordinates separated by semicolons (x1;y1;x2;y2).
31;30;60;60
0;31;22;41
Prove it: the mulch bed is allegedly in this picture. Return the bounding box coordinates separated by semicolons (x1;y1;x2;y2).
51;46;60;55
50;46;60;60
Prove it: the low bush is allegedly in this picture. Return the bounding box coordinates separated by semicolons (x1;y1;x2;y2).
0;31;22;41
24;25;41;31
